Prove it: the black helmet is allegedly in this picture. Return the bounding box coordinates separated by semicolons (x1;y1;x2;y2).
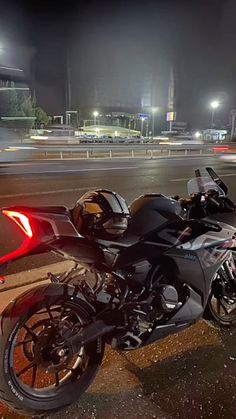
72;189;130;239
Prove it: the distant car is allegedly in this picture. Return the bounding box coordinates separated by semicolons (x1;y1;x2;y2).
213;145;236;162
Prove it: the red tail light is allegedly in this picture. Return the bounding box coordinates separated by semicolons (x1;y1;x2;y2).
212;146;229;153
2;210;33;238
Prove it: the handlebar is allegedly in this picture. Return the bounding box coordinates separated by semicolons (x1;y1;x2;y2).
174;191;235;218
207;195;221;207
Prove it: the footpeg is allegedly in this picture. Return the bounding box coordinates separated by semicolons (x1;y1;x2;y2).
47;272;60;283
111;332;142;350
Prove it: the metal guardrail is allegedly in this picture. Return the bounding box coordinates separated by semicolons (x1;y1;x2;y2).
32;144;216;160
33;143;214;150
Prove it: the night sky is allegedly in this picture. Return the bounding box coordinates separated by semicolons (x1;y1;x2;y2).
1;0;236;128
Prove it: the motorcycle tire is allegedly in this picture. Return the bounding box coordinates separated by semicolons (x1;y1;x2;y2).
204;278;236;329
0;283;104;417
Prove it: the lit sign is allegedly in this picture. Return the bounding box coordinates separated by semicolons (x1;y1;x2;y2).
166;112;176;122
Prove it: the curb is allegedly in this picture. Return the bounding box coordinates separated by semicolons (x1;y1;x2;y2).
0;261;75;293
27;153;214;161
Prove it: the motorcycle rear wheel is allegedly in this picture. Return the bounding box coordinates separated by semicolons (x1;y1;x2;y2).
0;283;104;416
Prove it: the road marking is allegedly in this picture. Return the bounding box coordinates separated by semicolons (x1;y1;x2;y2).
162;156;212;161
0;186;101;199
171;173;236;182
0;161;57;166
171;177;193;182
0;166;138;176
54;166;138;172
8;146;38;150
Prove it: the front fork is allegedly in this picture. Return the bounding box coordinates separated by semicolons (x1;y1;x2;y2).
216;252;236;298
223;252;236;286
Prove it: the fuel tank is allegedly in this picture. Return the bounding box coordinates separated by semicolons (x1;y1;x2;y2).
128;193;183;237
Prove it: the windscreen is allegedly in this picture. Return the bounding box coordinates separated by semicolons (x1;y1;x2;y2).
187;177;225;196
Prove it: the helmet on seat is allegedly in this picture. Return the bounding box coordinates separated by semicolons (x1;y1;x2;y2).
72;189;130;239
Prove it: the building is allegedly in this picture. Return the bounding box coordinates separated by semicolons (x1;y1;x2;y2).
89;74;153;109
80;124;140;138
202;129;228;142
0;65;28;93
0;59;35;138
81;110;151;136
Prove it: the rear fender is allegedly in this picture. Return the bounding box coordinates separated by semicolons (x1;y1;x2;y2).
49;236;105;267
0;283;96;323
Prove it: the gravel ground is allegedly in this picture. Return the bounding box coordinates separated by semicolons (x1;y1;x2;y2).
0;321;235;419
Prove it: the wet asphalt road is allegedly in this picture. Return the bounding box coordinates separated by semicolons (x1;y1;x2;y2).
0;155;235;418
1;154;236;274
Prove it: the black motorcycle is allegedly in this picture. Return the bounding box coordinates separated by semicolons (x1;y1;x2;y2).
174;167;236;329
0;167;235;416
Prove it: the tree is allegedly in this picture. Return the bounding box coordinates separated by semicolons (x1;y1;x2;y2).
0;89;19;117
19;93;34;117
34;106;50;128
0;87;50;129
0;89;34;118
0;90;35;136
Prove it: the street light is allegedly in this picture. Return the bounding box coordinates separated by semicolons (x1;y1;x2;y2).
151;107;158;139
93;111;99;125
210;100;220;127
194;131;201;139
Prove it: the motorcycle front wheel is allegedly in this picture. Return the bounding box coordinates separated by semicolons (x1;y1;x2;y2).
204;261;236;329
0;283;104;416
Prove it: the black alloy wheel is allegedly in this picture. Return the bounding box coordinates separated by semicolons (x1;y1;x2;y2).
205;259;236;328
0;284;104;416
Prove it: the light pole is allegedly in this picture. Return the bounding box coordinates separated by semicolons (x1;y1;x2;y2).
140;117;145;137
210;100;220;128
151;107;158;139
146;119;149;137
231;110;236;140
93;111;98;125
66;110;78;127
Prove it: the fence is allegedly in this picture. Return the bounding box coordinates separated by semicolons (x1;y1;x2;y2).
33;144;216;160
